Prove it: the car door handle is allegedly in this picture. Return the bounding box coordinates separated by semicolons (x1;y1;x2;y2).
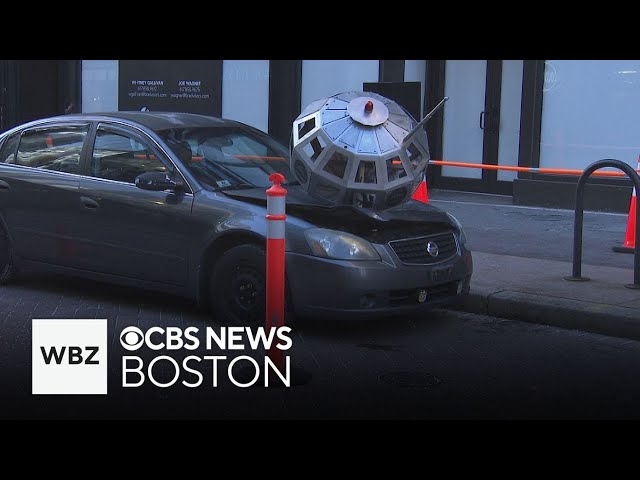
80;196;100;210
0;180;9;191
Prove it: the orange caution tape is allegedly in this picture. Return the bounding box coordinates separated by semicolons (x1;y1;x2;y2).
429;160;638;178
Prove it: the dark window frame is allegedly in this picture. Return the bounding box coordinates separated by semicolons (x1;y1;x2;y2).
424;60;446;187
379;60;405;83
268;60;302;146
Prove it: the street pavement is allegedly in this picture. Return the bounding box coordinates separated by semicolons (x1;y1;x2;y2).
2;272;640;419
429;189;640;339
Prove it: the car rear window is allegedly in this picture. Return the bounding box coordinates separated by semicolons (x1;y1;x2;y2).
14;126;89;174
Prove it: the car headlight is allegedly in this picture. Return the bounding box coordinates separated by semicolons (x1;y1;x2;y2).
447;213;467;246
304;228;381;261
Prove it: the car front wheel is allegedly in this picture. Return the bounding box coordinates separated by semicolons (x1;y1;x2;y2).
210;244;267;327
210;243;296;327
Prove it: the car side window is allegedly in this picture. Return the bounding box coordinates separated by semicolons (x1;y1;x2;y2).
91;128;170;184
0;133;19;164
14;126;88;173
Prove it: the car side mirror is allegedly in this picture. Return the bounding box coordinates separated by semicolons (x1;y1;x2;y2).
135;172;178;192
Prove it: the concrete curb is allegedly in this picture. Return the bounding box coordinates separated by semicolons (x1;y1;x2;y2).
453;288;640;341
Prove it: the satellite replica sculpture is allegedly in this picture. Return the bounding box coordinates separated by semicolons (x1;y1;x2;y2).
290;91;447;211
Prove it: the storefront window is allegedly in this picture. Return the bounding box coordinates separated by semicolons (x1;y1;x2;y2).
301;60;379;107
540;60;640;170
222;60;269;133
82;60;118;112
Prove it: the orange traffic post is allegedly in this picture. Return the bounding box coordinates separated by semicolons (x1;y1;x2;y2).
265;173;287;370
264;174;311;387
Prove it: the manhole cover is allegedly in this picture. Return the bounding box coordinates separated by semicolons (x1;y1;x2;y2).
379;371;443;389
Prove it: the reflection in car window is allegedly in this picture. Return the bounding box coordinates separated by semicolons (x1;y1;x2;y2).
91;129;169;184
0;133;20;164
15;126;89;174
159;126;294;190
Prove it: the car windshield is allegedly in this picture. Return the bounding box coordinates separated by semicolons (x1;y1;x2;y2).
158;126;294;191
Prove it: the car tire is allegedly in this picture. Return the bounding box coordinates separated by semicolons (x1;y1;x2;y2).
210;244;296;327
0;228;16;285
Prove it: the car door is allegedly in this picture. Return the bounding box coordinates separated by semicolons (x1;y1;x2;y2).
0;123;89;266
76;123;194;286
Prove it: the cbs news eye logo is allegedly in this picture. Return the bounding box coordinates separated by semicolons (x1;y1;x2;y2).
119;326;200;351
120;327;145;351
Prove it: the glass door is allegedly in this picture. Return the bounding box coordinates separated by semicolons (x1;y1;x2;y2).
434;60;524;194
442;60;486;181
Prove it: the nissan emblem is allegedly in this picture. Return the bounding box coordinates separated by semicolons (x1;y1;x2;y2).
427;241;439;257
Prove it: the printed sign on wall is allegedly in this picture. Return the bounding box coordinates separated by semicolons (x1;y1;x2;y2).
118;60;222;115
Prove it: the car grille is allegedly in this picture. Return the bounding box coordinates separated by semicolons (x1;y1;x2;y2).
389;231;458;265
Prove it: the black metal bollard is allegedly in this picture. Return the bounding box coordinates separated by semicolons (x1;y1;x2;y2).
564;159;640;289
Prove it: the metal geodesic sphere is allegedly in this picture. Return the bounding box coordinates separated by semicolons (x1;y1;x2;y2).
290;91;429;210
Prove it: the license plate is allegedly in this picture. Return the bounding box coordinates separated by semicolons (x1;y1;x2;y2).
431;265;452;283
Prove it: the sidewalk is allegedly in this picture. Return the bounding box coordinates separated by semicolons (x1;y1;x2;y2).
428;189;640;340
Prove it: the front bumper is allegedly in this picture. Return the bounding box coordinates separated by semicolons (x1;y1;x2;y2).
286;246;473;320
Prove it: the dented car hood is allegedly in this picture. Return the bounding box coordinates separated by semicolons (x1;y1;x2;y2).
222;185;454;228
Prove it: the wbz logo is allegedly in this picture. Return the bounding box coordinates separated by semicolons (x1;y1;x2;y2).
32;319;107;395
40;345;100;365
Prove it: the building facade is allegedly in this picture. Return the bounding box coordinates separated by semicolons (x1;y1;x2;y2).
0;59;637;211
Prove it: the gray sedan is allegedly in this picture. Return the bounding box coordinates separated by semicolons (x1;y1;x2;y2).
0;112;472;325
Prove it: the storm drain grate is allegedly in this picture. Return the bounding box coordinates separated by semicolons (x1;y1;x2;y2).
379;371;443;389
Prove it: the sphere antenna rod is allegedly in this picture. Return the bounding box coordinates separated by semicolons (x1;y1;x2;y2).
405;96;449;139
